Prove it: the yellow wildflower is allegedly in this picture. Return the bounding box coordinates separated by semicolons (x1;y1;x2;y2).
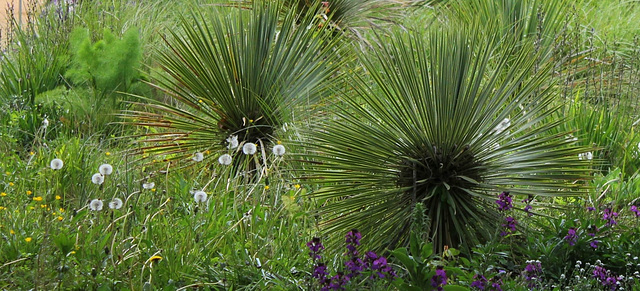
29;151;35;156
106;152;111;156
29;206;35;210
1;192;6;197
151;188;156;192
277;140;282;145
4;171;9;175
57;216;63;221
26;190;32;195
25;237;32;243
264;185;270;190
10;230;15;235
33;196;43;201
40;204;46;208
59;208;65;213
294;184;301;189
55;195;61;200
8;182;14;186
0;206;6;211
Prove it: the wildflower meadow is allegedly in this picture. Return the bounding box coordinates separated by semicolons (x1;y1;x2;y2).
2;0;640;290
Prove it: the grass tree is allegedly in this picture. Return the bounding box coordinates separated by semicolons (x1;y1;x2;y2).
121;1;344;170
301;24;593;252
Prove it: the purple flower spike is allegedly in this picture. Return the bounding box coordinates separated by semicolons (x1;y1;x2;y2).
590;240;599;249
495;191;513;212
307;237;325;260
500;216;518;236
564;228;578;246
602;208;618;226
631;205;640;217
430;267;447;291
471;274;487;290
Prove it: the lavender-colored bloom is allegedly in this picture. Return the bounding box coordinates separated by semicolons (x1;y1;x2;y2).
602;208;618;226
587;206;595;211
564;228;578;246
345;257;365;279
328;272;349;290
307;237;325;260
593;266;620;291
313;263;329;280
523;261;542;286
430;267;447;290
632;205;640;217
495;191;513;212
524;204;533;216
590;240;599;249
500;216;517;236
345;229;361;255
471;274;487;290
593;266;608;281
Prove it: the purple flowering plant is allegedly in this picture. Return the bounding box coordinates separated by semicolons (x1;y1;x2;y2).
306;230;395;290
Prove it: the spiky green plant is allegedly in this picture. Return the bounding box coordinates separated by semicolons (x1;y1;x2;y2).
121;1;344;168
301;25;593;252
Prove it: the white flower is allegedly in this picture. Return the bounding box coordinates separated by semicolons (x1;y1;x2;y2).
493;118;511;135
272;145;285;156
243;143;257;155
143;182;155;189
89;199;103;211
99;164;113;175
192;152;204;162
193;190;208;203
50;158;64;170
91;173;104;185
108;198;123;210
42;118;49;128
226;135;239;149
578;152;593;160
218;154;232;165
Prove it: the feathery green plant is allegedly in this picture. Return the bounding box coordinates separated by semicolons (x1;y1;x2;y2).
301;24;593;252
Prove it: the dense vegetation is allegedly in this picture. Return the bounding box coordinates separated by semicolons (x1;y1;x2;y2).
1;0;640;290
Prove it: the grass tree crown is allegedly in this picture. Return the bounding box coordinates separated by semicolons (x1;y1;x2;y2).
121;1;344;168
302;25;593;252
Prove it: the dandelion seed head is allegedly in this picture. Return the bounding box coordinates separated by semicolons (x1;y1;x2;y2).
50;158;64;170
193;190;208;203
218;154;232;165
42;118;49;128
91;173;104;185
226;135;239;149
109;198;123;210
89;199;103;211
273;144;285;156
243;143;257;155
99;164;113;175
192;152;204;162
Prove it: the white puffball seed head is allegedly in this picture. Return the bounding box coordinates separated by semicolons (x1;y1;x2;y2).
50;158;64;170
272;145;285;156
218;154;232;165
243;143;257;155
92;173;105;185
194;190;208;203
99;164;113;175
